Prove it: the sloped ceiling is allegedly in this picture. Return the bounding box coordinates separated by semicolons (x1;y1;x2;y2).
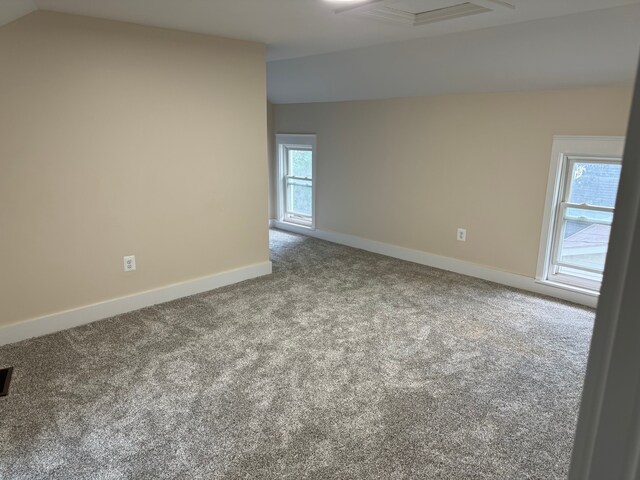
2;1;639;104
267;4;640;103
1;0;637;61
0;0;36;27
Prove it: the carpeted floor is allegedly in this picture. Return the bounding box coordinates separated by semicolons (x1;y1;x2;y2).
0;229;594;479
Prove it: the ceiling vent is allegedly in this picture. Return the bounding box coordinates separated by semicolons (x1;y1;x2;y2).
335;0;514;27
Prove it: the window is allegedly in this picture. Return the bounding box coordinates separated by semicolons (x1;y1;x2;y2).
537;137;625;293
276;134;316;228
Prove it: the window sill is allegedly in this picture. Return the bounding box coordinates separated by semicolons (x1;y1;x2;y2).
282;220;313;229
534;278;600;298
274;220;316;233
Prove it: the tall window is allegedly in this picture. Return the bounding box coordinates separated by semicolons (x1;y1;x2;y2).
276;134;316;228
537;137;624;293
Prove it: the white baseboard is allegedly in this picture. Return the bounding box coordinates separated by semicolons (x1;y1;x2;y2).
0;261;272;347
271;221;598;308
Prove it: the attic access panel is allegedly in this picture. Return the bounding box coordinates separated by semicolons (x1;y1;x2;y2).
335;0;514;26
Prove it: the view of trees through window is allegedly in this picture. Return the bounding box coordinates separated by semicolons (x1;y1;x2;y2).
287;149;312;216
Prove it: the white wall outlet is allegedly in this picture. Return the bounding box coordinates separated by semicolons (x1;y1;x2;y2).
123;255;136;272
457;228;467;242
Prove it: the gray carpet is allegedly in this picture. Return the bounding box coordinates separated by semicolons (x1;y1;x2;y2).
0;229;594;479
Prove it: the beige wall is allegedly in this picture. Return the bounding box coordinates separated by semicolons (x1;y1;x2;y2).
273;86;633;277
0;12;269;327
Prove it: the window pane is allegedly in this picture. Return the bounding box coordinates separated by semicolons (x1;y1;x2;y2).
568;161;621;208
558;208;613;272
288;150;312;178
286;178;312;216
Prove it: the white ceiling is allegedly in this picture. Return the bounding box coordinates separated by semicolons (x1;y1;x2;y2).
268;4;640;103
2;0;638;61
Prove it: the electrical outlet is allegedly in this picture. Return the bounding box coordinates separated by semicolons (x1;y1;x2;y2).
457;228;467;242
123;255;136;272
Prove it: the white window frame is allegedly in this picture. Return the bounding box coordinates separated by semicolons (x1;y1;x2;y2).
536;136;625;295
276;134;317;229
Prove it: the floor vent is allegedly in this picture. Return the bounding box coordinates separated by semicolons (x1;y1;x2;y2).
0;367;13;397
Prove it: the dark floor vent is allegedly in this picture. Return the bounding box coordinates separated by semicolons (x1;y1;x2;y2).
0;367;13;397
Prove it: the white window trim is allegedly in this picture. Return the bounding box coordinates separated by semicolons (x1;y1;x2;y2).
276;134;317;230
536;136;625;295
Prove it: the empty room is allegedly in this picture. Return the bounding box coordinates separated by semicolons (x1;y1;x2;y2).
1;0;640;478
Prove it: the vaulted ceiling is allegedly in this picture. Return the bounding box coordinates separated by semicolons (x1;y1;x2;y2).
2;0;640;103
